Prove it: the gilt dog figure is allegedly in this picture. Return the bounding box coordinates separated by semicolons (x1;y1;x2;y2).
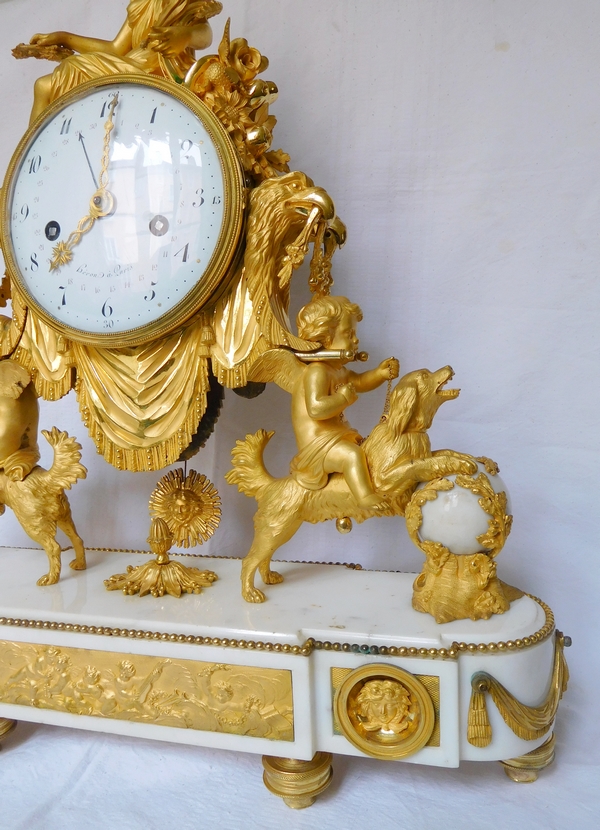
0;360;86;586
0;426;87;586
227;363;477;602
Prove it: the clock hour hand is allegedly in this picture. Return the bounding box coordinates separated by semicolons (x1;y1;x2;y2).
48;190;115;271
49;94;119;271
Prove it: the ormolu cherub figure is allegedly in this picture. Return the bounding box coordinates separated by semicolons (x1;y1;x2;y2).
227;297;478;602
23;0;222;123
290;296;398;510
0;360;40;481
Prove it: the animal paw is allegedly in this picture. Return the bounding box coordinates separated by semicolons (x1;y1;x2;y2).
261;569;284;585
69;558;86;571
447;455;477;475
242;585;266;603
37;572;59;586
357;493;388;511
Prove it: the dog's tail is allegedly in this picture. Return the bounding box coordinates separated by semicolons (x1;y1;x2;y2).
225;430;276;499
37;428;87;491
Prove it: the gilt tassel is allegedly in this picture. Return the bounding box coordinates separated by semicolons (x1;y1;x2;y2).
467;675;492;747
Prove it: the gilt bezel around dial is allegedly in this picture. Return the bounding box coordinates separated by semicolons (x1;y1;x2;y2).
0;74;245;347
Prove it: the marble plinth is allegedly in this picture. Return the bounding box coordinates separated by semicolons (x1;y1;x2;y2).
0;547;561;779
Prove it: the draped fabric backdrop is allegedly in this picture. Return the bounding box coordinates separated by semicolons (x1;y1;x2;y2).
0;1;597;828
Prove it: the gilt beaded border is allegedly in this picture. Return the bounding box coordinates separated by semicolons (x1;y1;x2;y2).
0;595;554;661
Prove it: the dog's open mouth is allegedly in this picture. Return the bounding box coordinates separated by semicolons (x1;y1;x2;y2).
436;368;460;399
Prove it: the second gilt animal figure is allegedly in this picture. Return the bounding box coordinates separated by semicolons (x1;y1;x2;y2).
227;305;477;602
0;360;87;586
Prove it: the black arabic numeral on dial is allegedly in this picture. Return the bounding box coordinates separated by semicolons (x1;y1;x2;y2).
150;107;157;124
213;195;222;205
19;204;30;222
192;189;204;207
60;118;72;135
181;139;194;159
30;253;39;271
58;286;67;307
145;282;157;302
102;299;113;318
28;156;42;175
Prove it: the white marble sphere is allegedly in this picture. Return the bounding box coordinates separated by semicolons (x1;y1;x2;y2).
417;461;511;555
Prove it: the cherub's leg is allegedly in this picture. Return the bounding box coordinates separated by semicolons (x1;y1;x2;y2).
30;74;53;124
324;442;386;510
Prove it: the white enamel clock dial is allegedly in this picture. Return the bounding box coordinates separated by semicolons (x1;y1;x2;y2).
1;75;244;346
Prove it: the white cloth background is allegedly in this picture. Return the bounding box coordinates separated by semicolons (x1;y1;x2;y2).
0;1;597;827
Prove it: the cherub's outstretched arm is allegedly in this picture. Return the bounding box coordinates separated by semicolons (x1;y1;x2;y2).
26;21;133;124
30;20;133;58
349;357;399;393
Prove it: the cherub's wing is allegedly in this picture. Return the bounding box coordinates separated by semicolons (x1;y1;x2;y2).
247;348;304;394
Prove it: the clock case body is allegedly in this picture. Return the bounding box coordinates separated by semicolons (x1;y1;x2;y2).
0;73;246;349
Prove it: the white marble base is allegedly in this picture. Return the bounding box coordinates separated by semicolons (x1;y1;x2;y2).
0;547;558;769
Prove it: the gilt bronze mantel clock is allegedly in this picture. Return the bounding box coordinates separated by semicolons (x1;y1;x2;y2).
2;74;245;346
0;0;569;809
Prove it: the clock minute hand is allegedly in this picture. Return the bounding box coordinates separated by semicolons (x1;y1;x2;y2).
49;94;119;271
77;132;99;190
96;92;119;192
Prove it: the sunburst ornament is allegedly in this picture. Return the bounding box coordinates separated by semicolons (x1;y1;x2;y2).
149;469;221;548
49;240;73;271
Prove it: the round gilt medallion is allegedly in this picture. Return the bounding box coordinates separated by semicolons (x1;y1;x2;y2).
334;664;435;760
149;469;221;548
